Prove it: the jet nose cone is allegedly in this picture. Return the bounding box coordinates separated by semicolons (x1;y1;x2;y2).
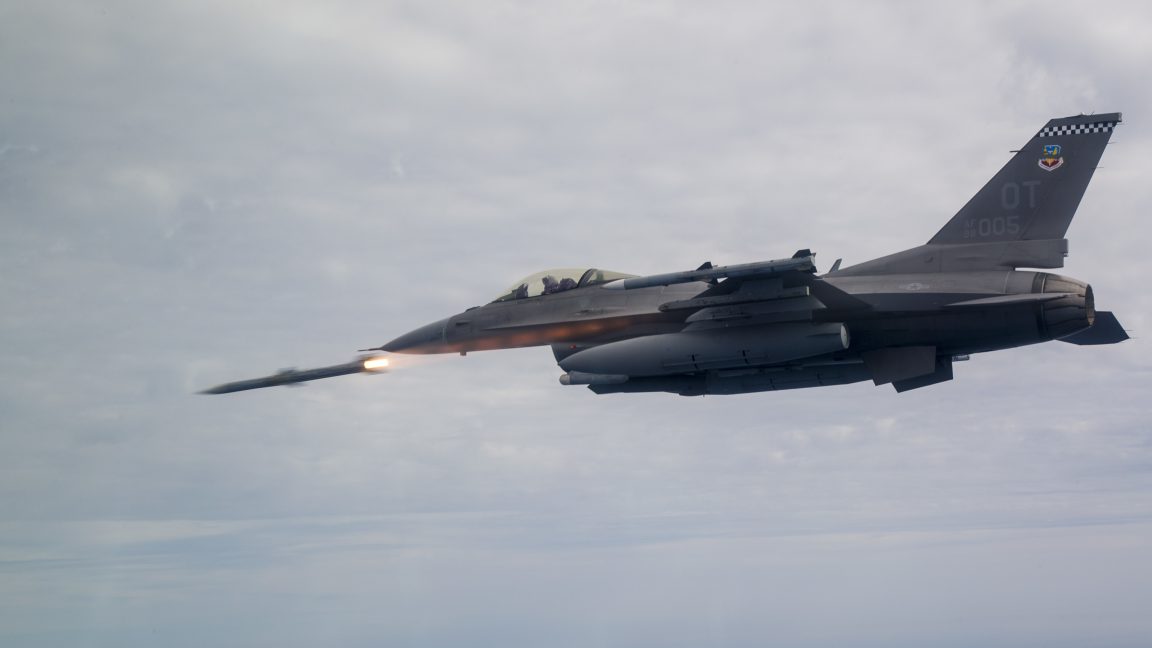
382;318;450;353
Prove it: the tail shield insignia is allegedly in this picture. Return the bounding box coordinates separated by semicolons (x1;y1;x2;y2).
1039;143;1064;171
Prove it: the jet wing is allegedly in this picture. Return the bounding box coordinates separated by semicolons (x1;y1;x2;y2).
794;273;872;311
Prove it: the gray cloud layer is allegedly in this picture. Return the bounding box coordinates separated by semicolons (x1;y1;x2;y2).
2;1;1151;646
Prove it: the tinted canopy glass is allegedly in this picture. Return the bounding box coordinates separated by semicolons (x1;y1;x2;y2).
491;268;637;302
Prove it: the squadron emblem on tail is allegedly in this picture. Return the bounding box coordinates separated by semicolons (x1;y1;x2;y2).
1039;143;1064;171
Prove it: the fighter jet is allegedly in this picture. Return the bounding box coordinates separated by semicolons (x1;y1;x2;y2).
204;113;1128;396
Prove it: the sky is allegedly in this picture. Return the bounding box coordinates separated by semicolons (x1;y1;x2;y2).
2;0;1151;646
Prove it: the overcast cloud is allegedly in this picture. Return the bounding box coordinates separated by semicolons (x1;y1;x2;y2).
2;1;1151;646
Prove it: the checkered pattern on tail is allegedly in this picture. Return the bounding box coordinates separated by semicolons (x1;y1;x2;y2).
1038;121;1118;137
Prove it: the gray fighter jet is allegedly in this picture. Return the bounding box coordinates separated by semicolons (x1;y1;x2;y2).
205;113;1128;396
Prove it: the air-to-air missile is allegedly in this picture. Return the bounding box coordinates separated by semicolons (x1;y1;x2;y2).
200;356;389;394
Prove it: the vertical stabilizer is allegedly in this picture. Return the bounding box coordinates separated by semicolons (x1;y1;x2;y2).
928;113;1120;244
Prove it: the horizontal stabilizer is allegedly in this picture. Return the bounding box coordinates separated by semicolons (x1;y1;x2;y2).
1059;311;1129;345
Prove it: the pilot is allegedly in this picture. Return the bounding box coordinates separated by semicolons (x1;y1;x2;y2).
512;283;528;299
541;275;560;295
558;277;578;291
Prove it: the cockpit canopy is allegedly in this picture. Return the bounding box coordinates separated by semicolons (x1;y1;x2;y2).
491;268;637;303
